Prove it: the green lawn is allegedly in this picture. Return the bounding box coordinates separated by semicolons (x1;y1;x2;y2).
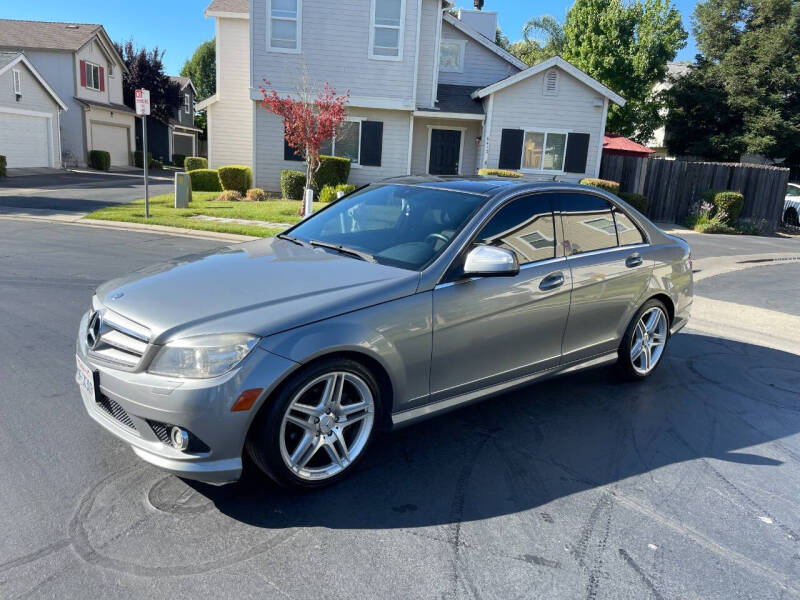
85;192;323;237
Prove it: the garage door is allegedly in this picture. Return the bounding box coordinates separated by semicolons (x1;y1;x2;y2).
91;122;129;166
172;132;194;156
0;112;51;168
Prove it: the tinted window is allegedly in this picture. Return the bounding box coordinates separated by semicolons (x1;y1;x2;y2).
476;195;556;264
613;208;645;246
558;194;618;255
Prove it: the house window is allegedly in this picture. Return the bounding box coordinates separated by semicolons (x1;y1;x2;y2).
12;69;21;95
85;62;100;90
183;93;191;113
439;39;466;73
543;70;558;96
269;0;302;52
320;120;361;164
522;131;568;172
370;0;405;60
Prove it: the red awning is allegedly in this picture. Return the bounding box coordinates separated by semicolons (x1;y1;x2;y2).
603;134;655;155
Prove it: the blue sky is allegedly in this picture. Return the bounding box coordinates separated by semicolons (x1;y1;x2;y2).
4;0;697;76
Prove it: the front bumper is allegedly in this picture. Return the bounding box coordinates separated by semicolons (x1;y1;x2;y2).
75;311;297;485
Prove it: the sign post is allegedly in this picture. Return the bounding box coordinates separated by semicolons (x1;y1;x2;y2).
135;89;151;218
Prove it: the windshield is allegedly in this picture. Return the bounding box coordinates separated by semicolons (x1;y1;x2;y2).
287;184;487;270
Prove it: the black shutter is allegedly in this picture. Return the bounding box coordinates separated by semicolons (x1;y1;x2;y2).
360;121;383;167
563;132;591;173
284;138;303;162
498;129;523;170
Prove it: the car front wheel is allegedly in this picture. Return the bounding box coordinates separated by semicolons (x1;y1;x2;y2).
618;299;670;380
246;358;379;489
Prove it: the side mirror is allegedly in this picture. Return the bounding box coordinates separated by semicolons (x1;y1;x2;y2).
463;245;519;277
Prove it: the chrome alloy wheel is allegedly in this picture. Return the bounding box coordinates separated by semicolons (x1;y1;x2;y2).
630;307;668;375
279;372;375;481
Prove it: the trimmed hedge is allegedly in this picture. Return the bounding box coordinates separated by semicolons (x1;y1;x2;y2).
619;192;648;214
89;150;111;171
171;154;186;169
0;155;6;177
579;178;620;195
702;189;744;224
218;190;243;202
281;170;306;200
218;165;253;195
320;183;357;203
134;151;151;169
188;168;222;192
245;188;268;202
184;156;208;171
151;159;163;170
312;155;350;191
478;168;523;178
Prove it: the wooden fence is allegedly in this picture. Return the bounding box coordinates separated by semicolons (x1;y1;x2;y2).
599;155;790;229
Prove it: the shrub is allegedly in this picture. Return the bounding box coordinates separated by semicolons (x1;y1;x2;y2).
218;165;253;195
150;159;163;170
312;155;351;191
702;189;744;224
0;155;6;177
619;192;648;214
184;156;208;171
134;151;151;169
320;183;357;203
188;168;222;192
245;188;268;202
281;169;306;200
478;168;523;178
217;190;243;202
579;178;620;195
88;150;111;171
171;154;186;169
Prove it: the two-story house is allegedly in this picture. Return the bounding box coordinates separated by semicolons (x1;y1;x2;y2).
134;76;202;164
200;0;625;192
0;19;135;168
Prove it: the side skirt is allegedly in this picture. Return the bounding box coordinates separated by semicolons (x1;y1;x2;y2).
391;351;618;428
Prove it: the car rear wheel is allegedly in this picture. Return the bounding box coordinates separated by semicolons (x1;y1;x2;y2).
617;299;670;381
783;206;799;227
246;358;379;489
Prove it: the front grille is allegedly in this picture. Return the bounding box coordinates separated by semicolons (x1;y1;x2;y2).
88;309;151;369
148;420;171;444
97;395;136;431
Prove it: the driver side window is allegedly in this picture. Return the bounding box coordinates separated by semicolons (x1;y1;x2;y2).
475;195;556;265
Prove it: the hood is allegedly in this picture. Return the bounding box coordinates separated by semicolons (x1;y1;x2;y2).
95;238;420;343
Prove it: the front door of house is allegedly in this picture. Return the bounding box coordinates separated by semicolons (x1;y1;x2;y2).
428;129;462;175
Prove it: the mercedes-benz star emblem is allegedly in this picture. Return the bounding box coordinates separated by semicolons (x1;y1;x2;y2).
87;311;102;350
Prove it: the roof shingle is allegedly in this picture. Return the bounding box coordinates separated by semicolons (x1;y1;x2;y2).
0;19;102;51
206;0;249;14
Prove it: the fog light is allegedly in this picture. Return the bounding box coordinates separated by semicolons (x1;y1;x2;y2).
170;426;189;451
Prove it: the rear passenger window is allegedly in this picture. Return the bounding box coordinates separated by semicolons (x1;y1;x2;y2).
613;208;645;246
476;195;556;264
558;194;618;255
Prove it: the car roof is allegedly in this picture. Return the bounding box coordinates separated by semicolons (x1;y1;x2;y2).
379;175;594;198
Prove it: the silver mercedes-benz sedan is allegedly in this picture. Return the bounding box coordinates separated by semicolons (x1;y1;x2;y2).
76;178;692;488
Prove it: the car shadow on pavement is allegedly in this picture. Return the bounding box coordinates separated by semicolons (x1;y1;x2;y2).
188;332;799;530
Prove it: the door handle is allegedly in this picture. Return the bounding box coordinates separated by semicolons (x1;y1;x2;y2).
625;254;643;268
539;272;565;291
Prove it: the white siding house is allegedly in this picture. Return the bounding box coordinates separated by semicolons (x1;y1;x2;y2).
202;1;625;191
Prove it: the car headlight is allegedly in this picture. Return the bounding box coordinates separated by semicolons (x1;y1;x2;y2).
148;333;260;378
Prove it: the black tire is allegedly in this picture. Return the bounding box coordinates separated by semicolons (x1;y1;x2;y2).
246;357;381;489
783;206;799;227
617;298;670;381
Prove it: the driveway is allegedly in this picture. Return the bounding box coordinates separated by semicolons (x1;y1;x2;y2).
0;169;174;215
0;220;798;599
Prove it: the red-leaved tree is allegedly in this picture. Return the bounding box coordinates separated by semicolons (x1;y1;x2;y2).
259;78;349;214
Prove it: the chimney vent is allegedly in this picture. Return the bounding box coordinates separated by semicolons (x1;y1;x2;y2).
474;0;484;9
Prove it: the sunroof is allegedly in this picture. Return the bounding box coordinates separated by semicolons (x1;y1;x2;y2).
416;178;520;194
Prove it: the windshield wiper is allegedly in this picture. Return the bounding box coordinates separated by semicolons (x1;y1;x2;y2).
309;240;376;263
277;233;311;248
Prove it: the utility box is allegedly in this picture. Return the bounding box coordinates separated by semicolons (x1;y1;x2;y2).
174;172;191;208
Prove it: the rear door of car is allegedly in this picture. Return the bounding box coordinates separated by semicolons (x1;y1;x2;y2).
555;192;653;364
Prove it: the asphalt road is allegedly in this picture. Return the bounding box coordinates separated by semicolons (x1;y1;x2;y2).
0;170;173;214
1;220;799;599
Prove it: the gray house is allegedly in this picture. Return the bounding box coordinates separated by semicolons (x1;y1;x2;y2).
0;19;135;168
201;0;625;191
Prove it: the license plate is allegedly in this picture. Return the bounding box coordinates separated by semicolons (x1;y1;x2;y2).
75;355;98;402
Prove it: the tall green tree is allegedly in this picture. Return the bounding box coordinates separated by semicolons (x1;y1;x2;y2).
115;40;179;124
562;0;687;142
180;39;216;100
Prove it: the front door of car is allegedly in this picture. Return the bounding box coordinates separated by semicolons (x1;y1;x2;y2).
554;192;653;363
430;193;572;400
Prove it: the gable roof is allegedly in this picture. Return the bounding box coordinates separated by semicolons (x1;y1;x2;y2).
471;55;626;106
0;19;127;74
170;75;198;95
603;133;654;155
205;0;249;17
0;51;68;110
442;13;527;72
